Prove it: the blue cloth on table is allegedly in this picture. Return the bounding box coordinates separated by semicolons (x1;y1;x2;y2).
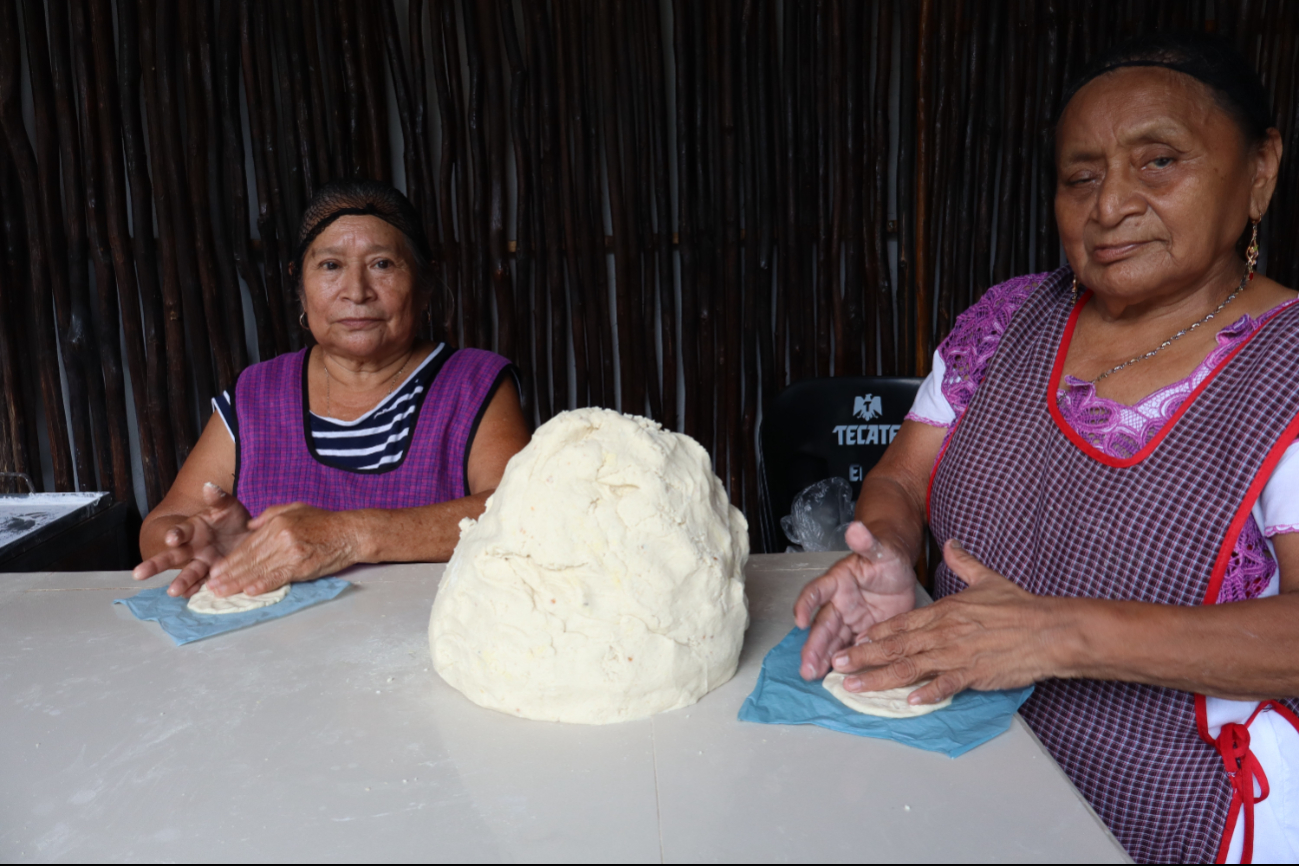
738;626;1034;758
114;578;351;646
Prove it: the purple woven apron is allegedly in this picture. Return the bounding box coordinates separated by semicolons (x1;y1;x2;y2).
928;268;1299;864
234;346;510;518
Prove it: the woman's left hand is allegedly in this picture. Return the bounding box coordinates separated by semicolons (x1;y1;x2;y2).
829;540;1078;706
204;503;362;597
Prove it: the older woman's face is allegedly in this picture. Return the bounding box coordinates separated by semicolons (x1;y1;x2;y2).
301;215;421;360
1055;67;1276;301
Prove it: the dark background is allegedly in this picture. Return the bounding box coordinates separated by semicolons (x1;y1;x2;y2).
2;0;1297;552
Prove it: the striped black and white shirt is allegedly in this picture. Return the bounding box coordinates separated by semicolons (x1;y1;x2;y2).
214;343;448;472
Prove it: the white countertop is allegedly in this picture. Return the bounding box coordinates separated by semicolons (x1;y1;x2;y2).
1;553;1128;863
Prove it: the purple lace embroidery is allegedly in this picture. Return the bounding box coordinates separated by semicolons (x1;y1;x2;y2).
937;273;1050;417
1219;515;1276;603
905;411;948;427
1057;313;1274;460
936;282;1296;604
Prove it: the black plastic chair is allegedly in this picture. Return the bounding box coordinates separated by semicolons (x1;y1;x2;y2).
757;376;923;553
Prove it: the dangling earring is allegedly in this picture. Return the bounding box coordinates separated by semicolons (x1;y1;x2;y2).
299;310;308;329
1246;219;1260;280
1071;276;1080;303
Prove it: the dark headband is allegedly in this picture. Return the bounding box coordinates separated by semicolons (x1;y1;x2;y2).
292;204;433;270
1078;58;1214;90
296;205;384;263
1059;48;1274;141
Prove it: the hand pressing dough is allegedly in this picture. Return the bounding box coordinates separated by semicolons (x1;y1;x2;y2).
430;407;749;725
822;672;953;718
187;583;289;615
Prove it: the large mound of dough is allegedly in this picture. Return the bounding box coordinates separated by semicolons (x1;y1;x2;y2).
430;407;749;725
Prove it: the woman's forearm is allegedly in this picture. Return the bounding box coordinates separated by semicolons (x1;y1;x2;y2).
347;491;494;564
1056;593;1299;700
854;474;928;566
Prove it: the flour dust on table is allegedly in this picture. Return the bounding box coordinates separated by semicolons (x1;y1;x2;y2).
822;672;953;718
430;408;750;724
187;583;289;615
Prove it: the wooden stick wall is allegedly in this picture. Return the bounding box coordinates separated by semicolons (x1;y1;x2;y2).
2;1;1299;551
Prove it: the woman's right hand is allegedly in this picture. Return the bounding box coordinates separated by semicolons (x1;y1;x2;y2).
132;483;253;598
793;521;919;681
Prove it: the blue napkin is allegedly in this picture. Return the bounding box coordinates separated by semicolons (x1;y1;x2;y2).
739;627;1034;758
114;578;351;646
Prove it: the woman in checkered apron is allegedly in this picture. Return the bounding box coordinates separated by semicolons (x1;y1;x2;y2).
795;32;1299;864
133;181;530;603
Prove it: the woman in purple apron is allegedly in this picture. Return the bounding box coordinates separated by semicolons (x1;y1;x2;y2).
795;33;1299;864
133;180;529;601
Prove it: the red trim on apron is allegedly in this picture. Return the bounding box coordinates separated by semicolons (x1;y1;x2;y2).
1193;406;1299;863
1047;291;1288;469
926;415;964;525
926;292;1294;519
930;282;1299;862
1211;702;1273;864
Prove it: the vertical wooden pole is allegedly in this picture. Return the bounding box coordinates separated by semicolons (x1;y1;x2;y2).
872;0;896;373
501;0;535;395
70;0;133;505
302;0;335;186
673;0;699;436
429;0;463;346
913;0;934;374
241;0;291;356
0;150;36;485
477;0;515;363
89;0;160;508
993;1;1026;286
813;0;831;379
177;0;235;393
118;0;176;485
216;0;273;365
1;0;74;491
382;0;422;220
645;0;676;430
195;0;248;377
46;0;106;491
896;0;918;374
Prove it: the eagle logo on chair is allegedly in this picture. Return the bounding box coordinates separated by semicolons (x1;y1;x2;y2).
852;394;883;422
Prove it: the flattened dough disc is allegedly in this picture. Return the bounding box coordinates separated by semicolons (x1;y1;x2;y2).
822;672;953;718
187;583;289;615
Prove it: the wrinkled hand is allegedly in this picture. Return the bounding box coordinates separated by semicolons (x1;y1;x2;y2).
829;540;1068;706
204;503;360;598
132;483;252;598
795;522;919;681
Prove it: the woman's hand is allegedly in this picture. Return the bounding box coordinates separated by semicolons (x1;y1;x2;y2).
794;522;920;681
830;540;1075;705
132;483;252;598
204;503;362;597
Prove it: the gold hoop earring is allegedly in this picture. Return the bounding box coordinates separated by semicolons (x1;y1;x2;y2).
299;310;308;329
1246;219;1260;279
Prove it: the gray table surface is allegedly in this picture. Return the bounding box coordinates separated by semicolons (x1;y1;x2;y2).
1;553;1129;863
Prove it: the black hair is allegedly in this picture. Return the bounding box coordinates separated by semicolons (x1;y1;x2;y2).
292;179;445;338
1057;30;1274;147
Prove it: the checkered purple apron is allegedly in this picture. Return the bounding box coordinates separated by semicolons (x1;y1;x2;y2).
234;347;510;518
929;268;1299;863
